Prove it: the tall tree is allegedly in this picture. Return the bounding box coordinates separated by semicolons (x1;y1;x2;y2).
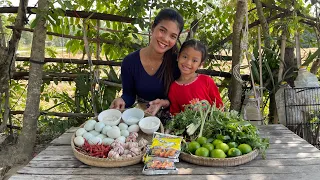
0;0;49;165
230;0;247;112
16;0;49;161
0;0;28;132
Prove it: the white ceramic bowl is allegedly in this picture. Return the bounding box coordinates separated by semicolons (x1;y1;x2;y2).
98;109;122;126
138;116;160;134
122;108;144;125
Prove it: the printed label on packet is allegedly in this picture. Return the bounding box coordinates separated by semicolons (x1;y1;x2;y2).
151;132;183;150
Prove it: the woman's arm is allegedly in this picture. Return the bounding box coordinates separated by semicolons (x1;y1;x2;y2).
120;55;136;108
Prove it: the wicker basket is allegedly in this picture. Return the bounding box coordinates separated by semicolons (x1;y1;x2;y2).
71;121;164;167
179;149;259;166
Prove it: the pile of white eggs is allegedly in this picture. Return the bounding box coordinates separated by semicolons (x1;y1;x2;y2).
73;119;140;147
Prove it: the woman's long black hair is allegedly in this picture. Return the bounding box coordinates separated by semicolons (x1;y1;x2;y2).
152;8;184;96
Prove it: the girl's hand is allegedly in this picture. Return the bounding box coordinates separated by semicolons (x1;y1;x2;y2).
109;97;126;110
145;99;169;116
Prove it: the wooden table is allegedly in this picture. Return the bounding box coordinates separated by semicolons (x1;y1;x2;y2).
9;124;320;180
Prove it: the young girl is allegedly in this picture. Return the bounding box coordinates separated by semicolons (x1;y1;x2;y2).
168;39;223;115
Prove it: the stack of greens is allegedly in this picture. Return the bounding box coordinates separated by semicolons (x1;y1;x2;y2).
166;102;269;158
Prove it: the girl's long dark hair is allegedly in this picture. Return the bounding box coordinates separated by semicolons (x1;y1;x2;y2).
152;8;184;96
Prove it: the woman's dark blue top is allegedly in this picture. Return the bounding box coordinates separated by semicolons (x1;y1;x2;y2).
121;50;179;108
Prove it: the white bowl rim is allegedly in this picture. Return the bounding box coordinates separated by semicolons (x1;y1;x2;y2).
98;109;122;124
139;116;160;129
122;108;144;117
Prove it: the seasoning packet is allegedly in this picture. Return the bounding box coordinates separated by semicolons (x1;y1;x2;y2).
144;156;176;170
143;145;179;162
142;164;178;175
149;132;183;159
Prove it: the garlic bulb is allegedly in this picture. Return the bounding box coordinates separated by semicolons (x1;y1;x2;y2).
123;149;130;155
130;147;141;156
127;142;138;149
113;146;125;155
138;138;148;147
111;139;125;148
129;132;139;139
108;150;120;158
125;136;136;142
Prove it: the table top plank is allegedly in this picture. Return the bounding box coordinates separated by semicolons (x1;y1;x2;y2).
15;164;320;175
9;173;320;180
25;157;320;168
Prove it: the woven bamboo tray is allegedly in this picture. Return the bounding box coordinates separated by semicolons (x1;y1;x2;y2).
71;120;164;167
180;149;259;166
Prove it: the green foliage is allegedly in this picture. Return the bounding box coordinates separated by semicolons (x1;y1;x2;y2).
168;102;269;158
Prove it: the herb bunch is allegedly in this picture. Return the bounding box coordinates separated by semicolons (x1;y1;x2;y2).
167;101;269;158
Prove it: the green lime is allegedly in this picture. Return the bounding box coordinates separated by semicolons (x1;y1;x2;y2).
195;147;209;157
202;143;214;151
188;141;201;154
227;148;242;157
238;144;252;154
212;139;223;146
227;142;238;148
215;142;230;153
196;137;208;146
210;149;226;158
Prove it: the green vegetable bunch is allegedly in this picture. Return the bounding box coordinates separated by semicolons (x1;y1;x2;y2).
167;100;269;158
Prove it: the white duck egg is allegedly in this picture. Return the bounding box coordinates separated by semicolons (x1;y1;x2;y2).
74;136;85;147
107;128;121;139
102;138;114;145
96;134;107;140
118;123;128;130
116;136;126;143
82;132;94;140
121;129;130;137
89;130;100;136
112;126;120;130
84;120;96;131
75;128;87;137
128;124;139;133
94;122;105;132
88;136;102;145
102;125;112;135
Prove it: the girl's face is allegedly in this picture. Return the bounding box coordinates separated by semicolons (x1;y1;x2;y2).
178;47;203;76
150;19;180;54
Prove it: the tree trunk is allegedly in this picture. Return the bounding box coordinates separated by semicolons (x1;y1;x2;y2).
310;58;320;74
284;47;296;87
255;0;271;49
0;0;28;133
16;0;49;162
230;0;247;112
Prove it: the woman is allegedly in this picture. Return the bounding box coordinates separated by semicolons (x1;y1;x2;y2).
110;8;184;118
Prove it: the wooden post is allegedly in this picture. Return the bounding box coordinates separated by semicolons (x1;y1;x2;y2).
295;32;301;68
278;32;286;82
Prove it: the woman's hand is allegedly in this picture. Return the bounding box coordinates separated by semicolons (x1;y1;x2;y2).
145;99;169;116
109;97;126;110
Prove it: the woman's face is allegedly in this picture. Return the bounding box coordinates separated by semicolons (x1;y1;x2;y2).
150;19;180;54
